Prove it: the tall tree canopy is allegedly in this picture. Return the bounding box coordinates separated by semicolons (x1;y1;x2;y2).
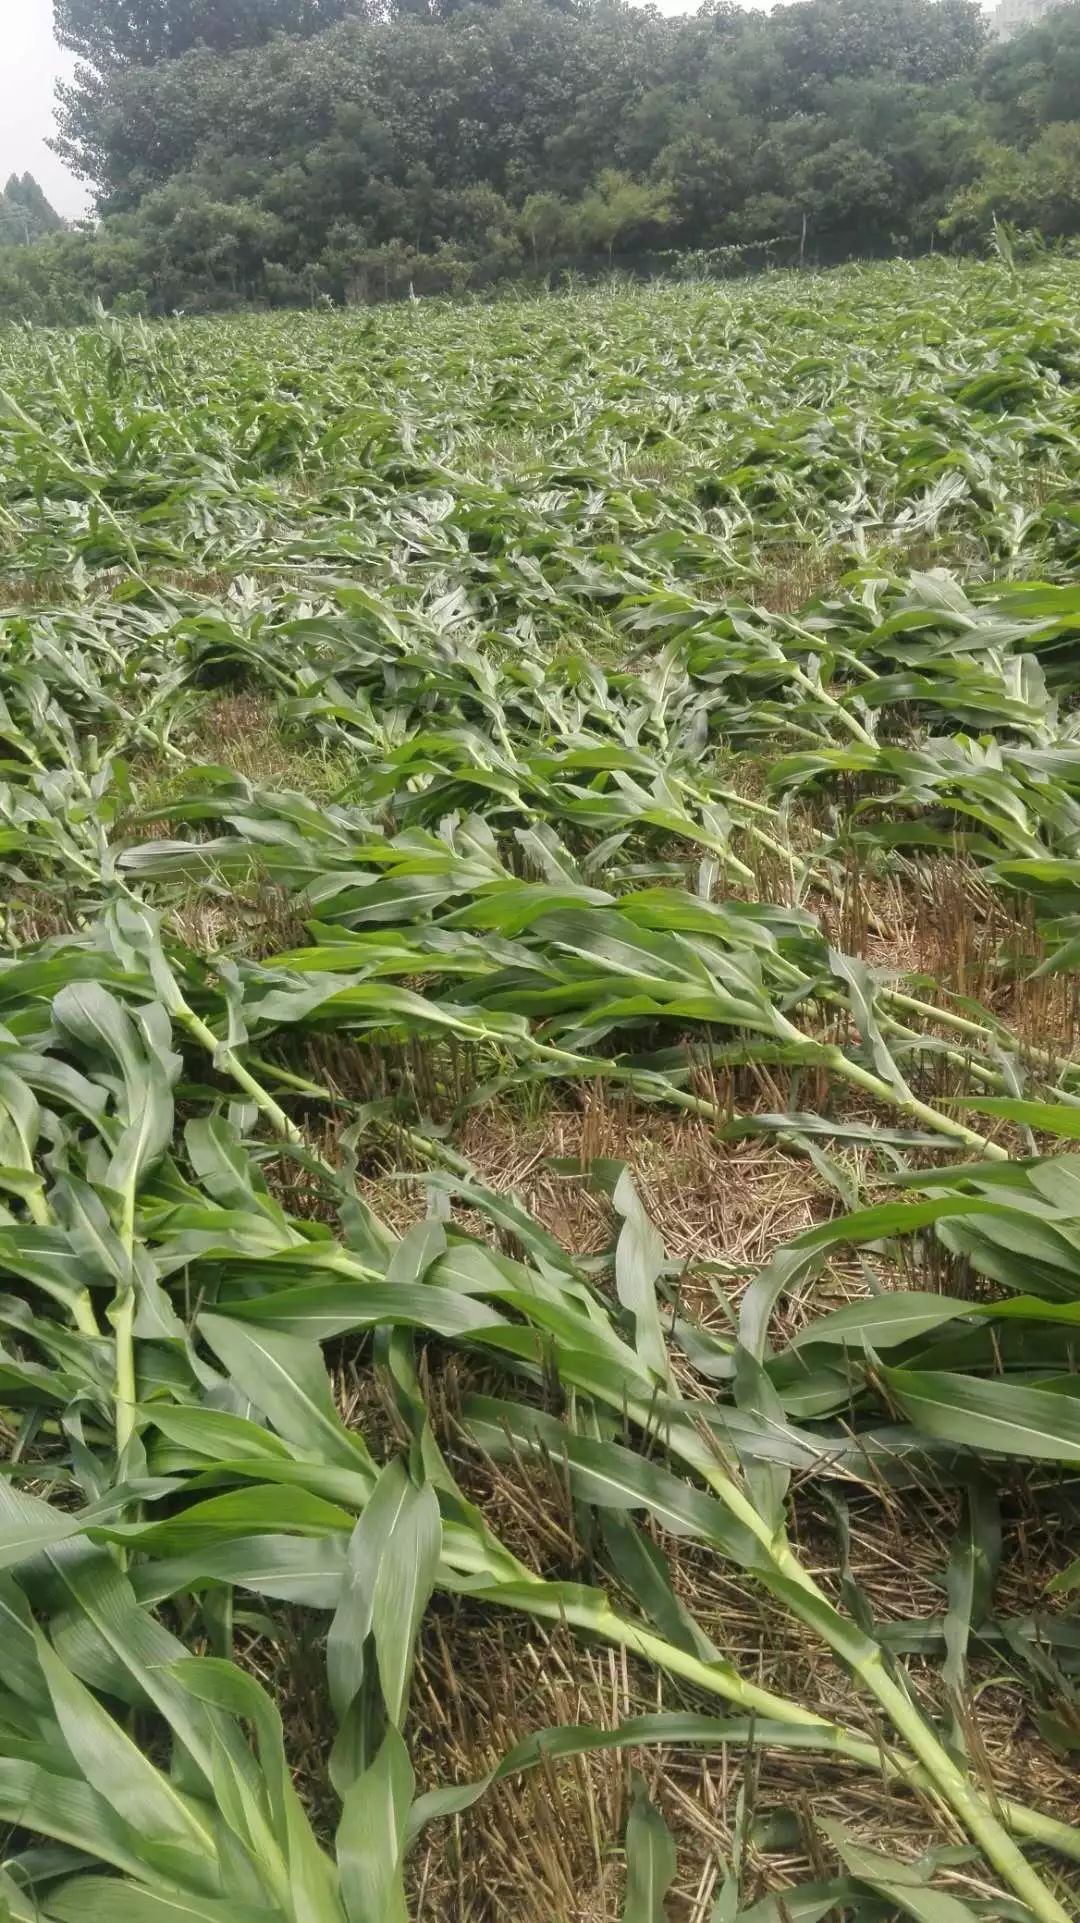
53;0;362;71
0;175;64;247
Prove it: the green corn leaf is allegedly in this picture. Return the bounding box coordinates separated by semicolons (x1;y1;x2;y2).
172;1659;342;1923
881;1367;1080;1463
789;1293;977;1354
336;1727;412;1923
828;947;911;1099
213;1281;508;1342
464;1396;765;1569
733;1879;864;1923
0;1866;38;1923
0;1223;109;1314
952;1097;1080;1139
0;1483;87;1571
184;1117;290;1229
38;1553;227;1791
44;1882;280;1923
51;984;176;1204
32;1632;218;1868
132;1537;348;1611
138;1406;295;1464
107;1485;356;1553
942;1481;1001;1719
819;1821;985;1922
0;1758;158;1884
733;1343;790;1531
599;1511;717;1662
621;1778;676;1923
407;1712;875;1842
326;1458;438;1789
198;1314;373;1473
613;1167;672;1383
370;1473;440;1730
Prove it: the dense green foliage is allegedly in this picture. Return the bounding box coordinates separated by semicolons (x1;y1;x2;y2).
0;174;63;250
53;0;358;68
1;262;1080;1915
5;0;1080;317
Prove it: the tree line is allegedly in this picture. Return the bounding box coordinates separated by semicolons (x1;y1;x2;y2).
4;0;1080;320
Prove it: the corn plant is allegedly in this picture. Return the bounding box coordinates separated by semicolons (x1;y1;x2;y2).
3;260;1080;1916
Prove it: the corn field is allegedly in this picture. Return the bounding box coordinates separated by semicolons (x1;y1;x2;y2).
2;256;1080;1922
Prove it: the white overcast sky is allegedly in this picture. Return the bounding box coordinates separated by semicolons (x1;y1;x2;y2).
3;0;990;221
3;1;84;214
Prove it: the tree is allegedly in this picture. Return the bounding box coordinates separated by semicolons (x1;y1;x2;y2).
0;174;64;247
655;135;748;248
51;0;369;189
943;120;1080;240
573;169;672;266
518;191;569;263
52;0;362;73
767;0;988;91
792;138;898;239
980;0;1080;141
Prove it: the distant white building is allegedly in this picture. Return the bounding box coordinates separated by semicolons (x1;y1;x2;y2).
989;0;1064;38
